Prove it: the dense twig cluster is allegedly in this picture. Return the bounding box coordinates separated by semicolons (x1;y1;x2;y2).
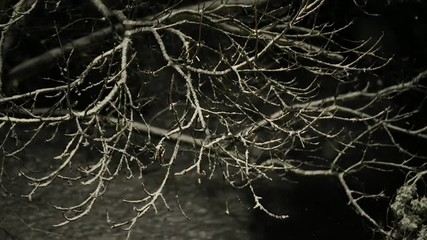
0;0;426;239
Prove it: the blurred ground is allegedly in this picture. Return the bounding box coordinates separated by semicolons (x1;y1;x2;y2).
0;126;251;240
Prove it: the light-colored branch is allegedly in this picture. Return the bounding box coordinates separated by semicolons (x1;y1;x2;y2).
338;173;391;237
243;68;427;136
